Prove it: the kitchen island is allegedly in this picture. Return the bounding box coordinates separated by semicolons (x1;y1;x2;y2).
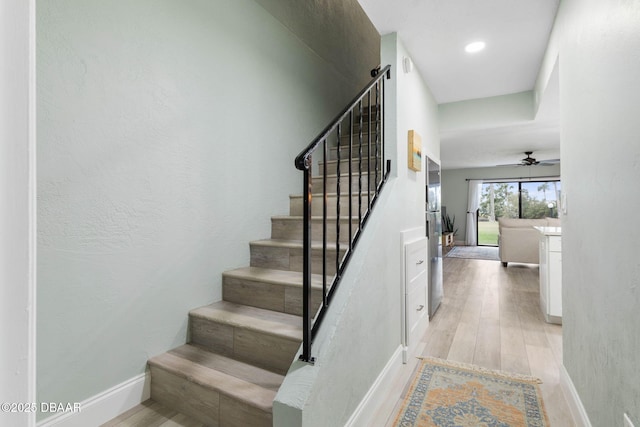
534;226;562;324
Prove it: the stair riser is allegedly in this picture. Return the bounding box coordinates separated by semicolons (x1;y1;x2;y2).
150;367;271;427
347;121;376;134
330;143;381;160
290;193;373;217
250;244;344;276
223;276;323;316
271;218;358;244
190;314;300;375
355;107;380;118
333;129;380;143
319;117;378;143
311;175;378;193
339;104;378;118
319;158;382;176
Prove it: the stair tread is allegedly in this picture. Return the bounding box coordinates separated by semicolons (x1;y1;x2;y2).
319;158;382;165
169;344;284;391
190;300;302;342
149;346;278;412
338;128;378;133
329;143;382;148
272;215;359;220
313;171;373;179
337;137;379;142
332;141;381;146
336;140;379;146
289;191;374;199
250;238;344;251
333;138;381;143
333;151;380;157
223;266;328;288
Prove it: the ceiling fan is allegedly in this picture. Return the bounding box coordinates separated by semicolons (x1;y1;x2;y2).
499;151;560;167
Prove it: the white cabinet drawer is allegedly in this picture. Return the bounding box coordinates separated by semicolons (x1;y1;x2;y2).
407;260;427;295
405;238;427;283
407;274;427;337
549;236;561;252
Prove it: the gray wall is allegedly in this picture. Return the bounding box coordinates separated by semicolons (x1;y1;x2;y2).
539;0;640;424
36;0;380;411
441;165;561;243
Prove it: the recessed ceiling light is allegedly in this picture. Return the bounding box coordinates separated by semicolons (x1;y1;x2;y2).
465;41;486;53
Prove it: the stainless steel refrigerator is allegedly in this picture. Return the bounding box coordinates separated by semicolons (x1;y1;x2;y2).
426;157;443;318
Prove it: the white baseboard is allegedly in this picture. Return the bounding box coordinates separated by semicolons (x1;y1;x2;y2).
345;345;403;427
37;372;150;427
559;365;592;427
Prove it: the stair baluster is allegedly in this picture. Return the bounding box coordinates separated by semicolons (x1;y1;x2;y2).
294;65;392;363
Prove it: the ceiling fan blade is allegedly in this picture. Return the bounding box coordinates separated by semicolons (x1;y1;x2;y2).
496;157;560;167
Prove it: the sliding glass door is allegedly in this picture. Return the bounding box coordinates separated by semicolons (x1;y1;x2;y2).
520;181;561;219
477;180;561;246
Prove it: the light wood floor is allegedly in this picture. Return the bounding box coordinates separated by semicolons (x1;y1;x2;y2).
378;257;575;426
101;400;206;427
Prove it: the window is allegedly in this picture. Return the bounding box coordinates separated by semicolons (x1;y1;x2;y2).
477;180;561;246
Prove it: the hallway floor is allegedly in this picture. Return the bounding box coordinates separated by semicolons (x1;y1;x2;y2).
378;257;574;426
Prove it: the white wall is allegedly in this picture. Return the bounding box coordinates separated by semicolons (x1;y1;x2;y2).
390;35;441;167
441;165;561;243
538;0;640;425
439;91;534;133
1;1;36;426
273;32;440;427
36;0;379;414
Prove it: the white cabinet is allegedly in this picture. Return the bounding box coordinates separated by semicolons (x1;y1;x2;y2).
403;237;428;359
548;251;562;317
407;272;427;339
537;229;562;324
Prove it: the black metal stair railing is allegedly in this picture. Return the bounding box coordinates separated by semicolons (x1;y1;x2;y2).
294;65;392;363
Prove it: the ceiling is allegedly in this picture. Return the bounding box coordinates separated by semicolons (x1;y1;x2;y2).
357;0;562;170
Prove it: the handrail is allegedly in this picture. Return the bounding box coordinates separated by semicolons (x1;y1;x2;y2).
295;65;391;171
295;65;392;363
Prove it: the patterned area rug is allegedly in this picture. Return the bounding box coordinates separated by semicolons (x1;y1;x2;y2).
445;245;499;261
394;357;549;427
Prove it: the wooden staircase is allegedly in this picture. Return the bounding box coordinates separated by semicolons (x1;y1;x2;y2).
139;112;382;427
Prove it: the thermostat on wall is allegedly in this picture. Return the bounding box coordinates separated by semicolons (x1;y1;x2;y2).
403;56;413;73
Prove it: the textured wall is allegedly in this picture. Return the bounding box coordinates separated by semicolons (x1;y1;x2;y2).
543;0;640;424
37;0;375;411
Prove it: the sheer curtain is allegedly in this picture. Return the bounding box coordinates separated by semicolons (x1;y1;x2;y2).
465;180;482;246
